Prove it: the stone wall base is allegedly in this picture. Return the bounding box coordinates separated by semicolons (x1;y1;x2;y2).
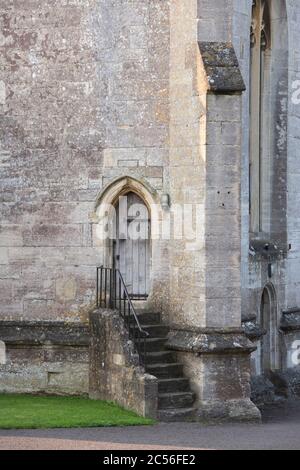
251;367;300;408
195;398;261;423
279;367;300;397
167;328;261;423
0;361;89;396
0;322;90;396
251;375;278;408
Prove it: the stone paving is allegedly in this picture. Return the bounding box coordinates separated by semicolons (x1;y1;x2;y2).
0;400;300;450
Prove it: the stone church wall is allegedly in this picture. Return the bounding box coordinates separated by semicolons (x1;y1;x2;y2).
232;0;300;398
0;0;170;323
0;0;300;412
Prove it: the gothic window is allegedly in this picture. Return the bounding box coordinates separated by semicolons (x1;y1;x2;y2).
249;0;271;233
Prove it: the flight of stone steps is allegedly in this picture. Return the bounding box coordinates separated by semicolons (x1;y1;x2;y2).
131;310;196;422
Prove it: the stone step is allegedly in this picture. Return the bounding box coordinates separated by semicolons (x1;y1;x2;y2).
158;392;195;409
130;312;161;325
132;324;169;338
144;338;167;352
135;311;162;324
146;363;184;379
158;408;196;423
141;351;177;365
158;378;191;394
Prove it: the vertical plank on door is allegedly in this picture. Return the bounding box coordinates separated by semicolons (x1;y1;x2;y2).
139;222;146;296
145;221;150;295
114;191;150;297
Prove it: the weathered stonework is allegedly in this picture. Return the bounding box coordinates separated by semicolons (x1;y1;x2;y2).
89;309;158;419
0;321;89;395
167;328;260;422
0;0;299;420
167;328;256;355
0;0;170;323
198;42;246;93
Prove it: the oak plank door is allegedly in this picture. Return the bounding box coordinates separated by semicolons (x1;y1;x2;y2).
114;192;150;299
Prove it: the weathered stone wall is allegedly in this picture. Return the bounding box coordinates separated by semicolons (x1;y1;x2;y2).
0;0;170;322
165;0;243;330
168;0;202;326
164;0;261;422
89;309;158;419
286;0;300;311
0;321;89;394
168;1;244;330
1;0;300;414
232;0;300;385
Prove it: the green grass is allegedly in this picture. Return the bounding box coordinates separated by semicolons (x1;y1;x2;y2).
0;394;154;429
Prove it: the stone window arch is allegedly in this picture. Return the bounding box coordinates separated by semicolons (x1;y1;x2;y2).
249;0;288;245
260;283;279;373
250;0;271;234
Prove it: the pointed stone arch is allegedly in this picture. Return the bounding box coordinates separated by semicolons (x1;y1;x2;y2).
93;176;163;305
95;176;161;213
260;283;279;373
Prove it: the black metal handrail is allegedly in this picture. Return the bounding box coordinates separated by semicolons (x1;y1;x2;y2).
96;266;149;366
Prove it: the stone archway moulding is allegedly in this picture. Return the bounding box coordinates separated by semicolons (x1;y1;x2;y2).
92;176;163;286
94;176;160;213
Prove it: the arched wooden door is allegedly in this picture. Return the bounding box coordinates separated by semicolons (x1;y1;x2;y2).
113;192;150;299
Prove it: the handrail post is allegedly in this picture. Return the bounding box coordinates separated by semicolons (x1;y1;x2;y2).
100;266;103;308
143;336;146;367
109;268;113;309
119;277;121;316
114;269;117;309
100;267;103;308
96;268;99;308
96;266;149;368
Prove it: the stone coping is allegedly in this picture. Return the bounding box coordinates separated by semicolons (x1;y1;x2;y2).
0;321;90;346
242;313;257;323
281;309;300;332
242;320;266;341
167;328;256;355
199;41;246;93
